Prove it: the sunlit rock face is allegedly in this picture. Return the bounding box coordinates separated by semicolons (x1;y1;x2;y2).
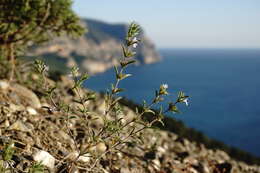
29;18;161;74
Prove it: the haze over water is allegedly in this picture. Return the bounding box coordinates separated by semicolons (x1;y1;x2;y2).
84;48;260;156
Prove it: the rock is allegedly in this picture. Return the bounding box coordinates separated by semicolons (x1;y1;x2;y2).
66;151;91;163
29;18;161;75
202;162;211;173
11;84;41;109
26;107;38;115
0;80;9;90
152;159;161;171
58;131;73;142
187;167;199;173
96;142;107;153
90;142;107;154
78;153;91;163
183;157;199;165
9;121;31;132
33;150;55;169
216;150;230;161
169;133;178;141
4;120;10;128
9;103;24;113
157;146;166;154
173;142;186;152
120;168;132;173
66;151;79;161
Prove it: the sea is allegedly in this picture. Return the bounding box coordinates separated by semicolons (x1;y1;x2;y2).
84;48;260;157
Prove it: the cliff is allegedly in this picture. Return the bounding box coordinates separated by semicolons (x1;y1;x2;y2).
28;18;161;74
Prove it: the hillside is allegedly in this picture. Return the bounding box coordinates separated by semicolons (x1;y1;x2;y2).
27;18;161;74
0;63;260;172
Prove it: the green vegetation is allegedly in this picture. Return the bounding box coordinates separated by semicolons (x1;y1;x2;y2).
31;22;189;171
0;0;84;80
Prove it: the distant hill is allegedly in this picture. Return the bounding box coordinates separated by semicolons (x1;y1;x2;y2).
28;18;161;74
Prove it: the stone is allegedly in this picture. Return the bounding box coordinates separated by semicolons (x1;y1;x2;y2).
11;84;41;109
66;151;91;163
26;107;38;115
4;120;10;128
0;80;9;90
33;150;55;169
157;146;166;157
89;142;107;154
9;104;24;113
152;159;161;171
78;153;91;163
96;142;107;153
9;121;31;132
66;151;79;161
216;150;230;161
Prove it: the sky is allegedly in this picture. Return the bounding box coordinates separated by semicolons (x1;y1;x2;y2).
73;0;260;49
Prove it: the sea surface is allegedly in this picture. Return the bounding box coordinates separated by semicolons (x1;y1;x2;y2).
84;48;260;156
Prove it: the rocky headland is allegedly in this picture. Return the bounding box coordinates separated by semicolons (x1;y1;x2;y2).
27;19;161;75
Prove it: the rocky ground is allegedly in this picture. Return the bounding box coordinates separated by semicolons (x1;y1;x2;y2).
0;75;260;173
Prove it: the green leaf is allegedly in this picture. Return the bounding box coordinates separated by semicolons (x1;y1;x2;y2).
168;102;180;113
120;60;136;68
114;66;119;76
69;116;77;119
117;73;132;80
29;162;45;173
127;22;141;38
122;45;136;58
144;108;155;115
157;119;165;126
112;88;124;94
3;142;15;161
111;97;122;106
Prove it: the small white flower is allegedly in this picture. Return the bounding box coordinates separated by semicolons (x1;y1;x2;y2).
43;65;49;72
132;37;138;48
162;84;168;89
132;37;138;42
183;98;189;106
71;67;80;77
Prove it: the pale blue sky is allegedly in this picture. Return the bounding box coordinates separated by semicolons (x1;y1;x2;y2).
73;0;260;48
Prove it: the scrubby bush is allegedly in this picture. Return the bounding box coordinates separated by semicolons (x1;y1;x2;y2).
0;0;84;80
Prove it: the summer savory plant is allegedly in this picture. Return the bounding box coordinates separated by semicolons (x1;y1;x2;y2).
33;22;189;172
